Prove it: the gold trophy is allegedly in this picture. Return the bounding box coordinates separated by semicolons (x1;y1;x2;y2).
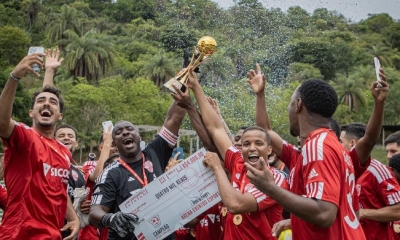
164;36;217;93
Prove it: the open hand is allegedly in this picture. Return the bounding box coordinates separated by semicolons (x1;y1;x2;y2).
247;63;266;95
45;48;64;70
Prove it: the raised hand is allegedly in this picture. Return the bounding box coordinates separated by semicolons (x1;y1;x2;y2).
371;68;389;103
171;83;193;109
247;63;266;95
165;152;183;172
11;54;44;78
187;67;200;89
207;97;221;116
45;48;64;70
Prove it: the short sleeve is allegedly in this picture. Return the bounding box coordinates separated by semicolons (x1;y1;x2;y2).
82;161;97;182
349;148;371;180
280;141;300;170
369;164;400;206
223;146;241;173
301;140;341;206
1;122;32;152
91;166;118;209
255;169;289;211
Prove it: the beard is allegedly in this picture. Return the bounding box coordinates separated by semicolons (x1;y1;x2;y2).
38;121;53;128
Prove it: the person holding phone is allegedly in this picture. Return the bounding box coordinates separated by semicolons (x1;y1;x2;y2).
0;52;79;239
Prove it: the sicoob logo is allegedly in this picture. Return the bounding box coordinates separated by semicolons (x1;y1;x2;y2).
43;163;69;179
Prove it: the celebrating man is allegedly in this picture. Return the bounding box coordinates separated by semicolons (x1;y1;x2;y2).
89;101;186;240
0;54;79;239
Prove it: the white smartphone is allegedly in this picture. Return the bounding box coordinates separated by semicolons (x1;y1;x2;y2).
102;121;113;132
28;46;45;73
373;57;383;87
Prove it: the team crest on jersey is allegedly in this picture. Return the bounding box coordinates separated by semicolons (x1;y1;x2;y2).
144;160;154;173
149;215;161;228
71;169;79;181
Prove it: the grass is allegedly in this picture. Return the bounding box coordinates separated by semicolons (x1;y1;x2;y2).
371;145;388;165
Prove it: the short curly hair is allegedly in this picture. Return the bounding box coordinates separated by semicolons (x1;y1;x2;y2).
298;79;338;118
389;154;400;173
31;85;64;113
341;123;366;141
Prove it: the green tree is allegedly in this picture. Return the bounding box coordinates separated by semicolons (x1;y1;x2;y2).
22;0;43;34
61;29;116;85
333;74;366;112
0;26;30;66
139;53;178;88
47;5;83;51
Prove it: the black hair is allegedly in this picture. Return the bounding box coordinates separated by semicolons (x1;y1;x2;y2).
31;85;64;113
239;126;248;131
103;154;119;170
55;124;78;140
329;118;341;140
298;79;338;118
242;126;271;145
341;123;366;141
389;154;400;172
385;131;400;146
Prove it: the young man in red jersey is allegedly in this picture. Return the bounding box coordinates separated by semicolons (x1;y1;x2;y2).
79;126;117;240
0;54;79;239
245;64;367;239
385;132;400;161
341;123;400;240
186;67;289;240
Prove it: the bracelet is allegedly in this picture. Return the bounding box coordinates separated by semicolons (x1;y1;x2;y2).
9;72;20;82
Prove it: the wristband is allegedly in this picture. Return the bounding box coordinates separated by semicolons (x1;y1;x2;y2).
9;72;20;82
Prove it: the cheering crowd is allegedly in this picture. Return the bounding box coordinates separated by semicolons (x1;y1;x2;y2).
0;47;399;240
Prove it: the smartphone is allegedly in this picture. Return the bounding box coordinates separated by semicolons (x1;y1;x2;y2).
102;121;113;132
28;46;45;73
374;57;382;87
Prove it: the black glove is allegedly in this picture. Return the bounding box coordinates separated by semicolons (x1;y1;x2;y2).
101;212;139;238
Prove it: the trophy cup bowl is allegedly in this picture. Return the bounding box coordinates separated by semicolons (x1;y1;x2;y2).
164;36;217;93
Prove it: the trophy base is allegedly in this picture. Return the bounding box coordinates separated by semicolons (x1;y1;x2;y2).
163;77;186;93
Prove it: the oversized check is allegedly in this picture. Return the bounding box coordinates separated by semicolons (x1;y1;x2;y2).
119;148;221;240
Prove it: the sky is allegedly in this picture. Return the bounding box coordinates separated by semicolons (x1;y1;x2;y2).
214;0;400;22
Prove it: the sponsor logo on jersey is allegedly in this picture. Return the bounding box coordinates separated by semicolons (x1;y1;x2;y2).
235;173;241;180
128;177;135;182
144;160;154;173
308;168;319;179
43;163;69;180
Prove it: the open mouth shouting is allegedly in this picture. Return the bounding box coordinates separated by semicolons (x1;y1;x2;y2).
39;107;53;120
122;137;135;149
248;153;260;166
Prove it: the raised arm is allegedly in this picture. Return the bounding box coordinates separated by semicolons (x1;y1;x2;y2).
207;97;234;143
247;63;285;157
171;84;218;152
188;68;232;160
0;54;43;139
162;100;186;147
89;125;113;182
355;68;389;165
43;48;63;87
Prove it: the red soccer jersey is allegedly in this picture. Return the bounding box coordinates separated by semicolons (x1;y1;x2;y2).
195;204;223;240
223;146;289;240
0;185;7;210
0;122;71;239
79;160;100;240
357;159;400;240
280;128;366;240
